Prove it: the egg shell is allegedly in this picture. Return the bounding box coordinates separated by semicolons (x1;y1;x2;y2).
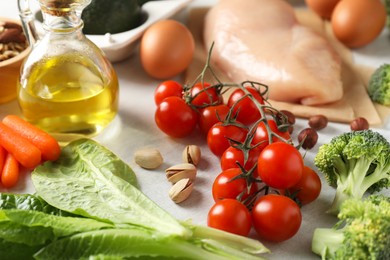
305;0;340;20
140;19;195;79
331;0;386;48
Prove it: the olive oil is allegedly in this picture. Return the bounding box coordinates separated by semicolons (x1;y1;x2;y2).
18;53;119;141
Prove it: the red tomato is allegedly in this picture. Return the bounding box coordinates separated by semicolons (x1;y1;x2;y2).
285;165;322;205
207;123;248;157
155;96;198;138
208;199;252;236
220;146;261;172
257;142;303;189
154;80;183;106
252;119;291;152
198;104;230;135
227;86;265;125
212;168;258;202
252;194;302;242
190;82;222;107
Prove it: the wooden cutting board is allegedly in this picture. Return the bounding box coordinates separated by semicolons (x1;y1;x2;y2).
184;7;388;126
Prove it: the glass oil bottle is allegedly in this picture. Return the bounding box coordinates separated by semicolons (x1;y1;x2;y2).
18;0;119;142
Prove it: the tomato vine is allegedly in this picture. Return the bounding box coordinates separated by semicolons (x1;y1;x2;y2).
154;42;322;243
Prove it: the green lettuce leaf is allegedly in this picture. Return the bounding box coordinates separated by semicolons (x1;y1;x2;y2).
0;238;38;260
0;218;53;246
0;193;73;216
34;228;228;260
2;209;113;238
32;139;189;237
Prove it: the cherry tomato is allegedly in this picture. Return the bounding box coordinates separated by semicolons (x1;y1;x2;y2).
190;82;222;107
208;199;252;236
227;86;264;125
155;96;198;138
154;80;183;106
207;122;248;157
198;104;230;135
212;168;258;202
284;165;322;205
257;142;303;189
252;119;291;152
220;146;261;172
252;194;302;242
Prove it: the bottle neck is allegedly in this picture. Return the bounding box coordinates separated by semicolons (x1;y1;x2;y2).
41;8;83;33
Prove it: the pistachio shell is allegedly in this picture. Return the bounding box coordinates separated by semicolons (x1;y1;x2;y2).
134;147;163;170
165;163;197;184
168;178;193;203
182;145;201;166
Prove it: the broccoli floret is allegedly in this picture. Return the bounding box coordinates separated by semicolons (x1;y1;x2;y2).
368;64;390;106
312;195;390;260
314;129;390;214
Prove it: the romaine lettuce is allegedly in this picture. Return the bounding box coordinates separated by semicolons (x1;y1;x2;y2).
0;139;269;259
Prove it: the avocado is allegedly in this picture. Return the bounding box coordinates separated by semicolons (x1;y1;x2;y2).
82;0;147;35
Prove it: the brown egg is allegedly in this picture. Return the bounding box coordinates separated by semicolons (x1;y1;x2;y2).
305;0;340;20
331;0;386;48
140;20;195;79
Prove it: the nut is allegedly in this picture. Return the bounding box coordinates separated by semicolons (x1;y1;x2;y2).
3;21;23;31
350;117;369;131
298;128;318;150
134;147;163;170
280;110;296;125
279;110;295;134
308;115;328;130
0;20;28;62
182;145;201;165
165;163;197;184
0;28;25;43
168;178;194;203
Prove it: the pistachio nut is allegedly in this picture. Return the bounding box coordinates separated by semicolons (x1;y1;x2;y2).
134;147;163;170
168;178;193;203
165;163;197;184
182;145;201;166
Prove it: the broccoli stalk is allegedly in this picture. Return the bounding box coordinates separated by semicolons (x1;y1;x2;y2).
312;195;390;260
329;152;390;214
314;130;390;214
312;228;344;258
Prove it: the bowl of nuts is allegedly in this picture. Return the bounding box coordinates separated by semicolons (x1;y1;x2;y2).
0;18;30;104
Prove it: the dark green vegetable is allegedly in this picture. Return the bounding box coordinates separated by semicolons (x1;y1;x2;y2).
0;193;73;216
82;0;144;34
312;195;390;260
314;129;390;214
0;139;269;259
368;64;390;106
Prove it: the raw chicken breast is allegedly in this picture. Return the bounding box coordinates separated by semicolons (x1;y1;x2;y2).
203;0;343;105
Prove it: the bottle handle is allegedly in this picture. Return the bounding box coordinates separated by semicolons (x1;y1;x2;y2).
18;0;39;45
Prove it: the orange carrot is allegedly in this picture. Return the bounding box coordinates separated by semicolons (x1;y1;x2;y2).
2;115;61;161
0;122;42;169
1;152;19;188
0;146;5;173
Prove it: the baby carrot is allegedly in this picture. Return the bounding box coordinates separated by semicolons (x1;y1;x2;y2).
2;115;61;161
0;122;42;169
1;152;19;188
0;146;5;173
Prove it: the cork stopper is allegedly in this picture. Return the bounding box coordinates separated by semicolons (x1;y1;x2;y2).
39;0;91;16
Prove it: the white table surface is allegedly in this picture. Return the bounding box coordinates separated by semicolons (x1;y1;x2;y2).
1;1;389;259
